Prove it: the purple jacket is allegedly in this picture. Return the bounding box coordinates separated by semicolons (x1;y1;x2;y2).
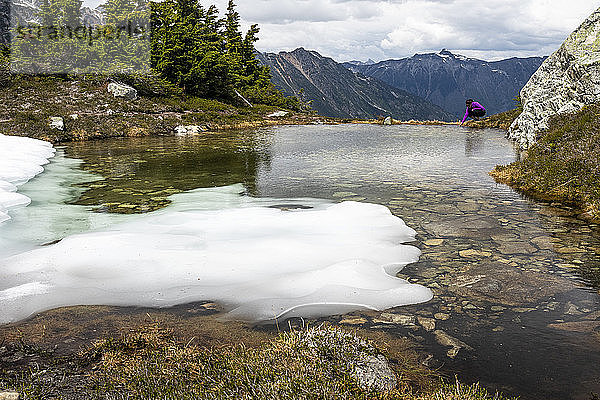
461;102;485;124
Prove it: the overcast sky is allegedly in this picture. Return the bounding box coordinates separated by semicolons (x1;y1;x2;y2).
204;0;600;62
82;0;600;62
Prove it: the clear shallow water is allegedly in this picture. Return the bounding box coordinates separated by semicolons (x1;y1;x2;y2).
7;124;600;399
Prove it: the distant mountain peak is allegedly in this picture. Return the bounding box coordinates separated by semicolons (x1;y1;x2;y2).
346;59;377;66
345;52;546;116
257;49;453;121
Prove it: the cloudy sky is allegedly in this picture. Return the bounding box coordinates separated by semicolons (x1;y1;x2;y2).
203;0;600;62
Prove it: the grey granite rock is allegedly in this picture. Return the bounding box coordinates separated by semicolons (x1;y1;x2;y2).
509;7;600;148
354;354;397;392
49;117;64;131
174;125;205;136
108;82;138;100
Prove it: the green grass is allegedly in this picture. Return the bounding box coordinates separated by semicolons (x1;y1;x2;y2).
2;324;516;400
0;74;319;143
464;108;521;130
490;104;600;221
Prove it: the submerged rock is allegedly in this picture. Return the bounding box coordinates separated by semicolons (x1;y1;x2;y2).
417;316;436;332
374;313;416;326
339;316;368;325
509;7;600;147
448;262;575;306
433;330;473;359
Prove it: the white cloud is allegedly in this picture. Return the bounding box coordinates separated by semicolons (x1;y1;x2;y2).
205;0;600;62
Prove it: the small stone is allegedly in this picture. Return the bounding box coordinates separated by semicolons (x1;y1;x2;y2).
530;236;553;250
446;347;460;358
0;392;20;400
108;82;137;100
558;264;579;269
434;313;450;321
117;203;137;208
49;116;64;130
175;125;205;136
492;326;505;332
376;313;416;326
459;249;492;258
433;330;473;359
266;111;289;118
513;307;535;313
332;191;358;198
491;306;506;312
417;316;436;332
565;302;582;315
424;239;444;246
69;114;79;120
556;247;586;254
201;302;219;310
339;317;367;325
383;116;392;125
354;354;397;392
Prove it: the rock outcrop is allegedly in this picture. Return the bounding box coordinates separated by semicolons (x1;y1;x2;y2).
108;82;138;100
508;7;600;148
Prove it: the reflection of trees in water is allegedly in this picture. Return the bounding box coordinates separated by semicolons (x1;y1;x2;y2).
464;131;486;157
65;132;272;207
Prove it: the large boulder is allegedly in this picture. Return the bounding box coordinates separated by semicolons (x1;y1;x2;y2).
48;116;64;130
108;82;137;100
508;7;600;148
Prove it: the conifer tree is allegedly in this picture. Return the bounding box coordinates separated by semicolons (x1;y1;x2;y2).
148;0;302;107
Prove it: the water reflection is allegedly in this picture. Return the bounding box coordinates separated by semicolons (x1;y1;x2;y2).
464;130;485;157
66;134;273;212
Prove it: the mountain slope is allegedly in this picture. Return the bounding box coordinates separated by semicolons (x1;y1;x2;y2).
258;48;453;121
344;50;545;117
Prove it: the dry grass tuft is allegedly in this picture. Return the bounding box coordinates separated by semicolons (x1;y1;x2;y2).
2;323;516;400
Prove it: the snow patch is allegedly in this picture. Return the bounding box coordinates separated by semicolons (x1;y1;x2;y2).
0;184;432;324
0;134;55;225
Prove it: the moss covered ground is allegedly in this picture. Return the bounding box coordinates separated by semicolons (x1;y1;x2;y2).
463;108;522;131
489;105;600;222
0;323;515;400
0;75;329;144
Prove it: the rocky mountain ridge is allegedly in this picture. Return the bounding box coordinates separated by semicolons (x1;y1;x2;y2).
258;48;453;121
344;50;545;117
